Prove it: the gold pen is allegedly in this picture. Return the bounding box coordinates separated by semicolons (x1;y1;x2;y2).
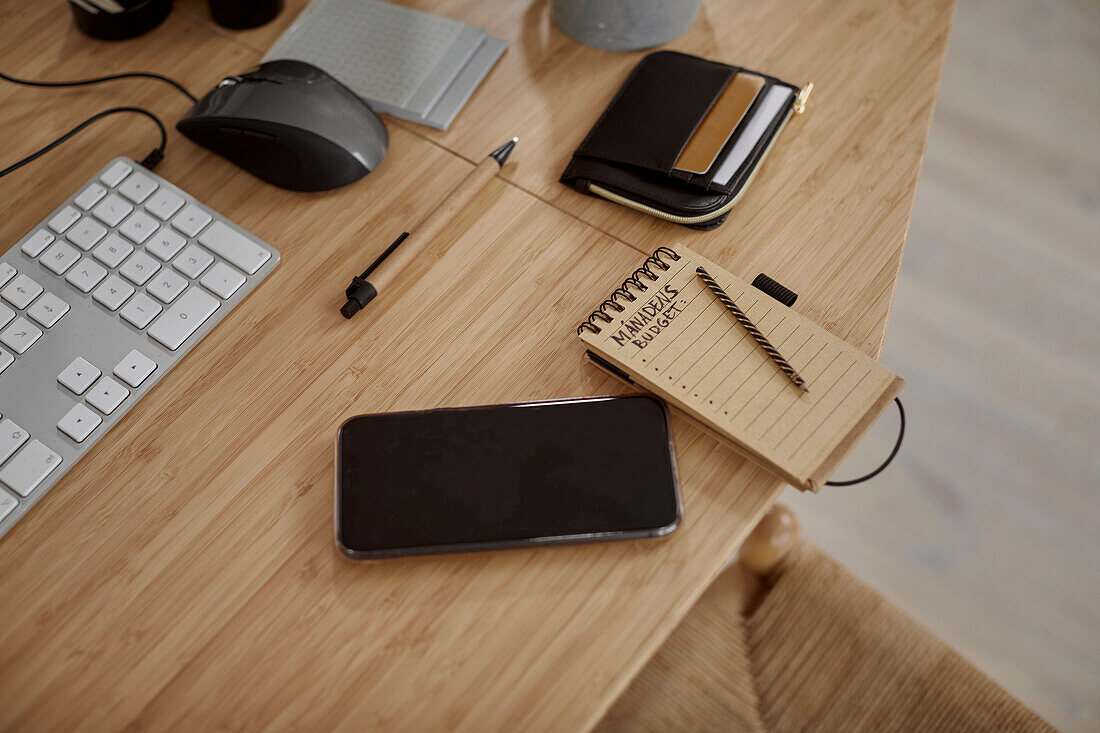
696;266;808;392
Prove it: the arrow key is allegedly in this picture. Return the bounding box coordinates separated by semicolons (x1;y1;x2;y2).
58;357;101;395
86;375;129;415
113;349;157;388
58;403;101;443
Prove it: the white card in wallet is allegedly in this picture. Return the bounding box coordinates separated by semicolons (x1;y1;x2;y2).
712;85;796;186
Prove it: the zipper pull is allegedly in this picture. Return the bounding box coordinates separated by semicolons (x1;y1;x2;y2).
793;82;814;115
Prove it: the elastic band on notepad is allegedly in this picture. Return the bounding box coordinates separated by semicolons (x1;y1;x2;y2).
826;398;905;486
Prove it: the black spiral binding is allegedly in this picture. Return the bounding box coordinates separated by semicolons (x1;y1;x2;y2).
577;247;682;335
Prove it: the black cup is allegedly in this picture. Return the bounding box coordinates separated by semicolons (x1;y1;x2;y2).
208;0;283;29
69;0;173;41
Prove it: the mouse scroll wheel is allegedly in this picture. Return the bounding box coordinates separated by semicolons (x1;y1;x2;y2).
218;75;244;88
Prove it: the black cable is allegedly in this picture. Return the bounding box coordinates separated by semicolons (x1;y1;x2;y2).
0;70;197;103
826;397;906;486
0;107;167;179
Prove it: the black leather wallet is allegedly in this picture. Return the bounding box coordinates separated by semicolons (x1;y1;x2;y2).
561;51;809;230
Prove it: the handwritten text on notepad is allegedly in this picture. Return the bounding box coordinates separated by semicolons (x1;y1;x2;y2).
607;284;685;349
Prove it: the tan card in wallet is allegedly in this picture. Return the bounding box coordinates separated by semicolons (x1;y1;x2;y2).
674;72;765;175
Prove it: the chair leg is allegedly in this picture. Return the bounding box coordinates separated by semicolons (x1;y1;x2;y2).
739;503;801;576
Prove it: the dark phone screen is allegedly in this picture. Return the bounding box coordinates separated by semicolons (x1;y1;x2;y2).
336;396;679;556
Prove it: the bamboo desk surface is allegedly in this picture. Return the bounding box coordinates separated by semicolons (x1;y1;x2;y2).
0;0;953;729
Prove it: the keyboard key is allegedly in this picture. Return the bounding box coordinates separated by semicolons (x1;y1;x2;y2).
58;403;101;443
20;230;54;257
119;210;159;244
145;226;187;261
66;217;108;251
0;440;62;497
113;349;157;388
74;183;107;210
2;273;43;309
100;160;132;187
172;244;214;278
0;419;29;464
27;292;69;328
200;261;246;299
92;233;134;268
147;269;188;304
41;241;81;275
0;490;16;523
119;250;160;286
58;357;100;395
198;221;271;275
0;158;281;540
87;375;129;415
120;292;161;329
91;193;133;228
1;317;42;354
92;275;135;311
118;170;157;203
145;188;184;220
172;204;211;237
148;287;219;350
65;259;108;293
48;205;81;234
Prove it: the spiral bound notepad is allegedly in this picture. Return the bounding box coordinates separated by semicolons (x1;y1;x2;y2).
577;246;904;492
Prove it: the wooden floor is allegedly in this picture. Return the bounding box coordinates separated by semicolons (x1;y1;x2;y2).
783;0;1100;730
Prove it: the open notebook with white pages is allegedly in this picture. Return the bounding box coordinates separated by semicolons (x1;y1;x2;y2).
577;245;903;492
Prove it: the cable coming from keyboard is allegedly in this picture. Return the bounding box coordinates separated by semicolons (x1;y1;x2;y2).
0;107;167;179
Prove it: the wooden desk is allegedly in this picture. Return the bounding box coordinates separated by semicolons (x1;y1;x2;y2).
0;0;953;729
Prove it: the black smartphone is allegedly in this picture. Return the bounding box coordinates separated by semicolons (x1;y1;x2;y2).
335;395;680;559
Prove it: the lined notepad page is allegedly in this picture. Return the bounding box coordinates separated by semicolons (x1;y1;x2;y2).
579;246;903;490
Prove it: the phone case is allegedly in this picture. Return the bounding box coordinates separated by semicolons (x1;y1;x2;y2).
334;396;682;560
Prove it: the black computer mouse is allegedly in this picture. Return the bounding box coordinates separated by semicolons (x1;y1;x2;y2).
177;60;388;191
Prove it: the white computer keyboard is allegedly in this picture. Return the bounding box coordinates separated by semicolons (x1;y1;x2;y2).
0;157;280;541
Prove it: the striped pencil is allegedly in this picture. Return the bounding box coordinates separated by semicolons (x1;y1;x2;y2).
696;266;809;392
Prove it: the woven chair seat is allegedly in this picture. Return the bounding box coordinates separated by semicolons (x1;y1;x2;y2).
597;543;1052;732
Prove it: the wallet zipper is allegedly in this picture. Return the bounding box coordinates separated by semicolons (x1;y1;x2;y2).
587;182;742;224
793;82;813;115
586;111;794;225
585;82;811;225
